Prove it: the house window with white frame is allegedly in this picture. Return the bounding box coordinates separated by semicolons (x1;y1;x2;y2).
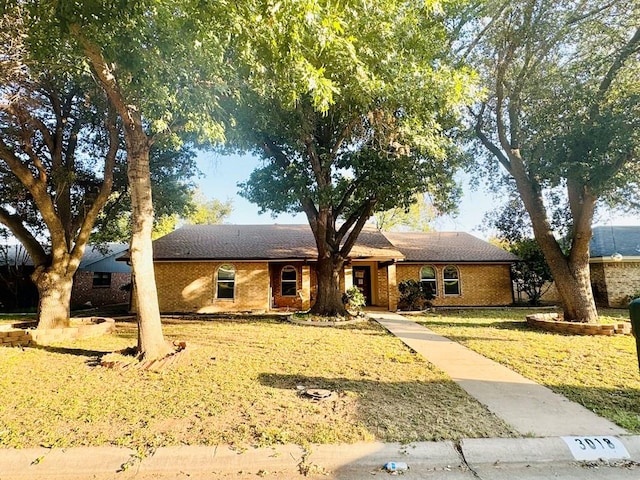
443;265;460;295
419;266;437;297
281;266;298;297
217;264;235;299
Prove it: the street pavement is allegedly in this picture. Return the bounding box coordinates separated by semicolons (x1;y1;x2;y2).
1;312;639;479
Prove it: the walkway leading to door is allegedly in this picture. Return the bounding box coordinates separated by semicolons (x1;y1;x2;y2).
368;311;627;437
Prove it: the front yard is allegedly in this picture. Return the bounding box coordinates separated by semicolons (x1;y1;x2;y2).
0;318;513;453
414;308;640;433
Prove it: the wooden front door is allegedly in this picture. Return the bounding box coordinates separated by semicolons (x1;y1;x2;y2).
352;266;372;306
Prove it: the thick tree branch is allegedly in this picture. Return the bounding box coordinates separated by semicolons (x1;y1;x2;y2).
0;139;66;248
472;105;512;173
69;107;119;270
0;208;48;266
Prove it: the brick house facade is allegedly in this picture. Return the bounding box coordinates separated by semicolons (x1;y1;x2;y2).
70;244;131;308
589;226;640;308
141;225;517;313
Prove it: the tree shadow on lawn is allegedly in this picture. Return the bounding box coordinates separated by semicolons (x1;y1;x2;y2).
257;372;516;441
33;345;110;366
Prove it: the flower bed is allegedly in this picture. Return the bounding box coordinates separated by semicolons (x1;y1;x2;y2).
525;313;632;336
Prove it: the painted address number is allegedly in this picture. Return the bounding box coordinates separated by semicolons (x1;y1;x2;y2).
562;436;630;461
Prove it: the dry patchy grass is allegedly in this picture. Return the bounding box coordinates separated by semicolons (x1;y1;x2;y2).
415;308;640;433
0;318;513;451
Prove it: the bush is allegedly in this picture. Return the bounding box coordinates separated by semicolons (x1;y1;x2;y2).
342;286;366;314
626;290;640;304
397;279;433;311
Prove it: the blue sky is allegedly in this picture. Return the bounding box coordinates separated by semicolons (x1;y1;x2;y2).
194;150;636;239
194;151;494;236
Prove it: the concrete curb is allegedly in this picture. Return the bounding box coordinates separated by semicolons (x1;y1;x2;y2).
0;446;135;476
1;437;639;478
461;436;640;467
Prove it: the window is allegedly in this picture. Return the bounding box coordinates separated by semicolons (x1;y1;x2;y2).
443;265;460;295
92;272;111;288
281;266;297;297
217;264;235;299
419;266;437;297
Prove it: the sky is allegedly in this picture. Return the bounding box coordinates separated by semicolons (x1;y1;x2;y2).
194;151;637;240
194;151;499;238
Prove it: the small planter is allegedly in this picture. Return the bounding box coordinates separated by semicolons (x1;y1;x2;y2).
525;313;632;336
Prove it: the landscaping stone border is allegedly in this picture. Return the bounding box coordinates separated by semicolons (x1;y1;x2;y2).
525;313;632;336
0;317;116;347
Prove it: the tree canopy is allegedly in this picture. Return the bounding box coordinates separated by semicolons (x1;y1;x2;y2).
467;0;640;322
227;0;475;315
0;3;121;327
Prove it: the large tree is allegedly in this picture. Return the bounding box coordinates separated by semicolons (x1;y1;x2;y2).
228;0;474;315
0;5;119;329
467;0;640;322
43;0;230;358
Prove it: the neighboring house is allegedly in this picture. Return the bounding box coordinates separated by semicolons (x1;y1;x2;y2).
590;226;640;307
138;224;517;314
71;244;131;308
0;243;131;312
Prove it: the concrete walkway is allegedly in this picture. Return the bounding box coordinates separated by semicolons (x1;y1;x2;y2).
368;311;627;437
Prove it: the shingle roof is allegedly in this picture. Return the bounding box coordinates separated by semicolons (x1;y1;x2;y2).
150;224;404;261
0;243;130;271
382;231;519;263
590;226;640;258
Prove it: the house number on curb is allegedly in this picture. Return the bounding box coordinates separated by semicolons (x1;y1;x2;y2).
561;436;630;461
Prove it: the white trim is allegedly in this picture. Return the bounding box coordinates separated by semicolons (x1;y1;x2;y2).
589;256;640;264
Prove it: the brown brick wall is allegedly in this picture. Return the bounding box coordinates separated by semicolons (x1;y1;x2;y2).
396;263;514;306
153;261;270;313
71;271;131;308
377;265;389;309
600;261;640;307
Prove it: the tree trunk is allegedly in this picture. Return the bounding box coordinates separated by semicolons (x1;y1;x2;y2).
510;157;599;323
32;265;73;330
126;132;173;360
310;254;348;316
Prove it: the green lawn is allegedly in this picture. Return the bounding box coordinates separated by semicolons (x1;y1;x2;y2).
413;308;640;433
0;318;513;453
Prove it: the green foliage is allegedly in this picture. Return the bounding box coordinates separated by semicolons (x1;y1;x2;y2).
90;143;199;243
509;239;553;306
228;0;475;218
184;190;233;226
373;194;437;232
342;286;366;313
397;280;434;311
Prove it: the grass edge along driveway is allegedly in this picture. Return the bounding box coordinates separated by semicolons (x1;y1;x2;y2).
413;308;640;434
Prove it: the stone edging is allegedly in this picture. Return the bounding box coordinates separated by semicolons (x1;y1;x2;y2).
525;313;632;336
0;317;116;347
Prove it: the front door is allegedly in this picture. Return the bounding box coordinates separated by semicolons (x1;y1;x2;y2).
352;266;372;306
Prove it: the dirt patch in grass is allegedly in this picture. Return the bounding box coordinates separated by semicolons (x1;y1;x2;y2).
0;317;513;451
414;308;640;433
